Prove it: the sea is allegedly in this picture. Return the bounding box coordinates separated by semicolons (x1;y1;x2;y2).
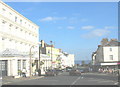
75;60;91;65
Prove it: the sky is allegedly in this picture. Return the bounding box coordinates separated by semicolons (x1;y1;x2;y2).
6;2;118;61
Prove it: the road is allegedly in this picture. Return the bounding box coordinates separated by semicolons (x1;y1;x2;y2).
2;72;118;86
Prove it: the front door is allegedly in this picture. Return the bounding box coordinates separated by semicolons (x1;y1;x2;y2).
0;60;7;76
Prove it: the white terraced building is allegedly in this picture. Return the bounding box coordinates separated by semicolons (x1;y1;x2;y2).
0;1;40;77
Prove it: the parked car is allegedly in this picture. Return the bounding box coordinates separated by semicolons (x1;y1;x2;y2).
66;67;72;72
55;69;63;73
69;69;81;76
77;67;89;73
45;69;58;76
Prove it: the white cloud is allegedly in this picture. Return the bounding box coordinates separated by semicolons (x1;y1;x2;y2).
67;26;75;30
80;19;88;22
81;29;110;38
81;26;94;30
40;16;67;22
104;26;117;29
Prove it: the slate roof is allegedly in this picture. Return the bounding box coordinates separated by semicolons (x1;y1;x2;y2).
104;41;120;46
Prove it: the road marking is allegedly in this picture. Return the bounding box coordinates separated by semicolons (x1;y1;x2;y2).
71;76;81;86
114;82;119;85
3;82;11;85
27;76;44;81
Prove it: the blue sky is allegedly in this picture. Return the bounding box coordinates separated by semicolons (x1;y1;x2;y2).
6;2;118;60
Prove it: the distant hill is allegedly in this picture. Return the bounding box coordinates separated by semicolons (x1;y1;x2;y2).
75;60;91;65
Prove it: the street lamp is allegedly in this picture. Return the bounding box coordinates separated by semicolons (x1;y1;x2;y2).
29;42;41;76
29;45;34;76
38;43;41;76
50;41;53;69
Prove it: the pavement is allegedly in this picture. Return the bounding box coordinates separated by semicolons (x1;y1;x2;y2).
2;75;44;85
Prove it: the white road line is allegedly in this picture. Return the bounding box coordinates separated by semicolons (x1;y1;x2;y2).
3;82;11;85
71;76;82;85
27;76;44;81
114;82;119;85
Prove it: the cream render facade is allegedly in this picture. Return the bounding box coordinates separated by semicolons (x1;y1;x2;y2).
0;1;39;77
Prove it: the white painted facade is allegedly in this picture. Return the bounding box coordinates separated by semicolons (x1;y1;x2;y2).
60;53;74;68
103;46;119;62
0;1;39;77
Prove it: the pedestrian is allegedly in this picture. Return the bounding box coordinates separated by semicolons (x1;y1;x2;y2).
22;68;27;77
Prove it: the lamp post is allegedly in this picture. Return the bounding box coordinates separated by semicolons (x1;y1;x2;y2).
38;44;41;76
29;45;34;76
29;42;41;76
50;41;53;69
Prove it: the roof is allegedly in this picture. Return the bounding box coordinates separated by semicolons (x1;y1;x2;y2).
1;48;22;57
104;41;120;46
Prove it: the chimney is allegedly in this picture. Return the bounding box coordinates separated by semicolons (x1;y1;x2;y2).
41;40;45;48
98;45;101;47
101;38;108;46
110;39;117;42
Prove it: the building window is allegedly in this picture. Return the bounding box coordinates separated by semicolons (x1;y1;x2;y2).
16;27;18;29
48;50;50;54
15;16;17;22
110;48;112;51
2;37;5;40
2;8;6;11
23;60;26;69
9;24;13;27
109;55;113;60
20;19;22;24
2;20;6;24
18;60;21;70
9;39;12;41
9;12;12;15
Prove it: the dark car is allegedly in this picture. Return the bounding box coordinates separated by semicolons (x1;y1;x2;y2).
45;69;58;76
55;69;63;73
77;67;89;73
66;67;72;72
69;69;81;76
